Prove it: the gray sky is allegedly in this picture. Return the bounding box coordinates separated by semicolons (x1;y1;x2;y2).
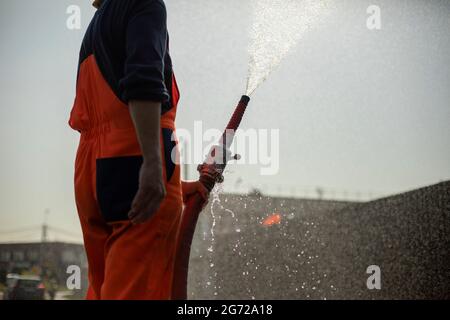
0;0;449;242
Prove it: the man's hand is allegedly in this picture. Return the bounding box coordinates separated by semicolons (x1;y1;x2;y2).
128;162;166;224
182;180;209;207
128;100;165;224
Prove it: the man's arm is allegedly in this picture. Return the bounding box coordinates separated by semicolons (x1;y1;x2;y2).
128;100;166;224
120;1;169;224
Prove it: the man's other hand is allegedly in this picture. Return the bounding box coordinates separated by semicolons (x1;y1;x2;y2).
128;162;166;224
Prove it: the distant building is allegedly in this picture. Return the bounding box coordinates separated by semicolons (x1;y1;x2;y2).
0;242;88;294
1;181;447;300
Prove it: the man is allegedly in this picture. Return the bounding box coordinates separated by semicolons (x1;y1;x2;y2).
69;0;208;299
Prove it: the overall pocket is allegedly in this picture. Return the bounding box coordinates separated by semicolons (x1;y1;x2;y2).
96;128;177;222
161;128;177;183
96;156;143;222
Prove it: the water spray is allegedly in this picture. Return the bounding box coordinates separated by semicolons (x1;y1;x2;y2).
172;0;331;299
246;0;331;96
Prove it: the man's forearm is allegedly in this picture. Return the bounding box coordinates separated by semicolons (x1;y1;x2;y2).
128;100;166;224
129;100;162;164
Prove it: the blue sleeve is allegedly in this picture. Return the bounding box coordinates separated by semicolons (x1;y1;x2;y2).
119;0;169;103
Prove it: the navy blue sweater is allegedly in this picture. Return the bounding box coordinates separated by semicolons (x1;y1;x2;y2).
78;0;174;112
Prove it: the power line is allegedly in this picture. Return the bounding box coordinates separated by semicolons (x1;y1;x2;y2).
0;226;41;235
0;231;41;242
48;226;82;239
0;225;82;243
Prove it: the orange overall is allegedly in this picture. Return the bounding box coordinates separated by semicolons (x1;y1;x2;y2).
69;54;182;299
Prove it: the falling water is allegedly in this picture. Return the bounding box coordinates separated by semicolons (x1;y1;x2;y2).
207;184;236;253
203;1;332;294
246;0;332;96
206;184;238;295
